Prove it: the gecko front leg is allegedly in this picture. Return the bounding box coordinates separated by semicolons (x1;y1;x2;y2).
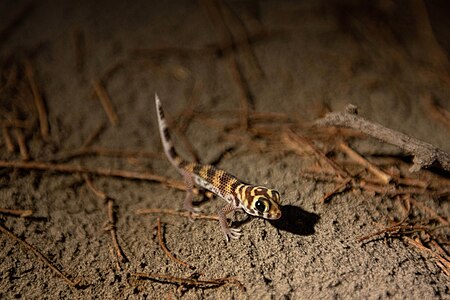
218;203;243;241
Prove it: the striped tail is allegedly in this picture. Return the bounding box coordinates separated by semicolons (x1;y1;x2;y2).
155;94;185;170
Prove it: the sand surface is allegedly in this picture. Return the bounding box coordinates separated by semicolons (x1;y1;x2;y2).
1;1;449;299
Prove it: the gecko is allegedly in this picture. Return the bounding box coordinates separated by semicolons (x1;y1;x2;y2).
155;94;282;241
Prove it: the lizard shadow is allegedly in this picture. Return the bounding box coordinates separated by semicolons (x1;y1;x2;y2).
230;205;319;236
268;205;320;236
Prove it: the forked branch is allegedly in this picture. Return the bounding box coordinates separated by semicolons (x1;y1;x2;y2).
314;105;450;173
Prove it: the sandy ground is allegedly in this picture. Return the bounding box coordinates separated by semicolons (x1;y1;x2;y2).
1;1;449;299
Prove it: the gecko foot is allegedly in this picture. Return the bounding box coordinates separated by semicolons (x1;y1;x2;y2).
183;190;201;213
223;227;243;242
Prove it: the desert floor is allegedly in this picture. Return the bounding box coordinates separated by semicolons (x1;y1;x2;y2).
1;1;449;299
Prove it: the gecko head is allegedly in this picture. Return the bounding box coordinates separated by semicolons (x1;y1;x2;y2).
245;186;282;220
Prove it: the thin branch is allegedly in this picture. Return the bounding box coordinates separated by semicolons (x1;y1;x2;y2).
320;177;352;203
52;146;162;162
84;177;128;265
157;218;195;270
338;141;391;184
391;195;411;226
136;208;219;221
0;160;185;190
314;105;450;172
106;199;127;265
24;60;49;140
0;224;79;287
0;63;19;93
357;224;431;242
84;176;107;199
0;207;33;217
429;240;450;261
394;176;428;189
283;128;350;179
132;272;244;290
408;198;449;226
403;236;450;276
0;119;33;129
92;79;119;126
358;180;428;196
81;122;106;148
2;126;15;153
13;127;29;160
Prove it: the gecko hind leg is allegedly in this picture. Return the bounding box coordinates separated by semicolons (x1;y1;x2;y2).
181;170;201;213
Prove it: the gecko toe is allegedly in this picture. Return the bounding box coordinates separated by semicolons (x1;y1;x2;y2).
227;228;243;240
184;203;201;214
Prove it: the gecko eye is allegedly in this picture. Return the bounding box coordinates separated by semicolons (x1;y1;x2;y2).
255;199;268;213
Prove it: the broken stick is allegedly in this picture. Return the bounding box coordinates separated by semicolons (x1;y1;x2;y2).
314;104;450;173
0;159;185;190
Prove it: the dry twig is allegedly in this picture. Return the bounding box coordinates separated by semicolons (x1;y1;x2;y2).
408;198;449;226
0;119;32;129
0;224;79;287
338;141;391;184
403;236;450;276
0;160;185;190
24;60;49;140
391;195;411;226
283;128;350;179
84;177;128;266
429;240;450;261
136;208;219;221
394;176;428;189
156;218;195;270
92;79;119;126
132;272;244;290
357;224;431;242
2;126;15;153
13;127;29;160
81;122;106;148
314;105;450;172
320;177;352;203
52;146;162;162
358;181;428;196
0;207;33;217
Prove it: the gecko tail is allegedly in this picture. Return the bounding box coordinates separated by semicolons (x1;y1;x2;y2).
155;93;185;169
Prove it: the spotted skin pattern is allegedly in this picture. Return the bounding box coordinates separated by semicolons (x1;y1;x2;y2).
155;94;282;241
